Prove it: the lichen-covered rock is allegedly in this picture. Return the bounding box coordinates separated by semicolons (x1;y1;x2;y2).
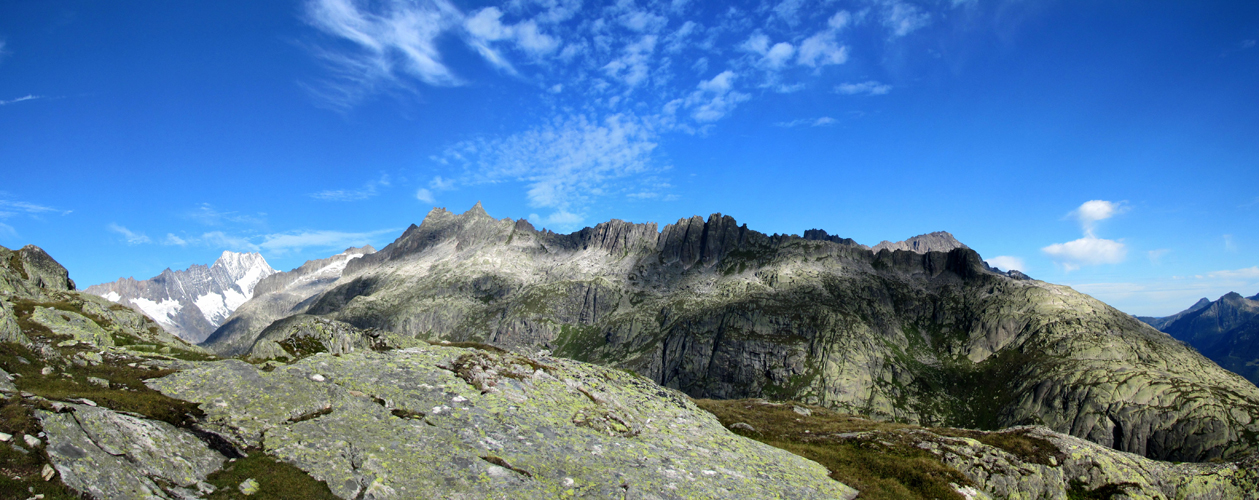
244;314;423;361
30;306;114;347
0;297;27;344
0;366;15;393
149;347;856;499
924;426;1259;499
37;403;225;499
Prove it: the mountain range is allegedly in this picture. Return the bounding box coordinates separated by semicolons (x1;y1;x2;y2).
84;251;277;343
1140;292;1259;385
204;203;1259;462
6;206;1259;497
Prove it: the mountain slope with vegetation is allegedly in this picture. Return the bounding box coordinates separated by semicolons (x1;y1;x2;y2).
261;204;1259;462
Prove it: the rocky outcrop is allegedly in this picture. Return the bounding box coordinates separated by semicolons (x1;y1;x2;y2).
147;346;856;499
85;251;277;343
286;205;1259;462
203;246;375;356
38;402;225;499
871;231;968;254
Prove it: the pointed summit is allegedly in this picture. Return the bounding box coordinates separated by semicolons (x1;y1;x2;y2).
468;200;488;217
871;231;967;254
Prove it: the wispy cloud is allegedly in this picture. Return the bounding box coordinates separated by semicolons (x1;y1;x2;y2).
775;117;836;127
1224;234;1238;252
431;113;661;228
1204;266;1259;280
0;198;68;216
259;229;399;253
1147;248;1170;265
877;0;931;38
415;188;436;204
108;223;152;245
836;81;891;96
1243;39;1257;49
0;94;42;106
185;203;266;226
1042;200;1128;271
310;173;391;201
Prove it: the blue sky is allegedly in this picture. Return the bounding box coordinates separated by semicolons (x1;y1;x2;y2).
1;0;1256;316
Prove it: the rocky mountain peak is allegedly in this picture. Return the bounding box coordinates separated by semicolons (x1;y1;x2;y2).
871;231;968;254
84;251;278;343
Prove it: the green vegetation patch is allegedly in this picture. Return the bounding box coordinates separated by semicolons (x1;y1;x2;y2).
0;396;86;500
695;398;971;500
204;451;338;500
0;341;204;428
933;427;1065;466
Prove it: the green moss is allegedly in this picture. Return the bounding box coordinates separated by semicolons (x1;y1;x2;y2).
0;341;204;428
6;253;29;281
933;428;1064;466
695;398;970;500
204;452;338;500
279;334;327;361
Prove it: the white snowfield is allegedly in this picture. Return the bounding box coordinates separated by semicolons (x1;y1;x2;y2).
129;297;182;328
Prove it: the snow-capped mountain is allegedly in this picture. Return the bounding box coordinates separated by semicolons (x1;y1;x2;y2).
202;245;375;354
85;251;278;343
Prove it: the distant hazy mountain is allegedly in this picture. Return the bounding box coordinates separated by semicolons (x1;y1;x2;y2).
1142;292;1259;386
201;245;374;354
84;251;276;342
1136;298;1213;331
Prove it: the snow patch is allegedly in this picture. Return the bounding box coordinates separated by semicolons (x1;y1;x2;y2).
103;291;121;302
129;297;183;327
224;287;250;312
195;292;229;325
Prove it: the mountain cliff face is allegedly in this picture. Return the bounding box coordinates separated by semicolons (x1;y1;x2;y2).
1142;293;1259;386
238;204;1259;462
201;246;375;355
85;251;277;343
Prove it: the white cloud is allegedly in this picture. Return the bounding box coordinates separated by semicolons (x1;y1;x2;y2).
1072;199;1125;236
677;71;751;123
528;210;583;228
310;173;391;201
796;13;850;69
601;35;658;88
0;94;42;106
879;0;931;37
415;188;436;204
303;0;465;106
836;81;891;95
1147;248;1169;264
260;229;399;253
431;113;660;225
1224;234;1238;252
164;234;188;246
1042;236;1127;270
0;221;15;237
772;0;806;26
464;6;559;63
1205;266;1259;280
196;232;261;252
108;223;152;245
986;256;1026;272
